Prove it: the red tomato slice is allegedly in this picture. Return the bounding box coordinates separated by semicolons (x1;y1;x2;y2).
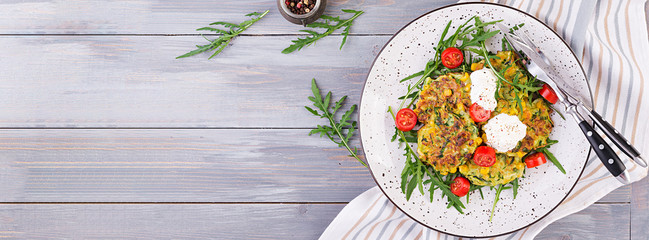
395;108;417;131
525;152;547;168
473;145;496;167
441;47;464;69
450;176;470;197
539;84;559;104
469;103;491;122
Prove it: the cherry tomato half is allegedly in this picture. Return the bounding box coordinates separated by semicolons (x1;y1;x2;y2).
450;176;470;197
539;84;558;104
473;145;496;167
525;152;547;168
395;108;417;131
469;103;491;122
441;47;464;69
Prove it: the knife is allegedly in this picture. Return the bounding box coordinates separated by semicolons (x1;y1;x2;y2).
496;23;646;184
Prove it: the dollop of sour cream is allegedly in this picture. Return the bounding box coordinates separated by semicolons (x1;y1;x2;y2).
483;113;527;152
470;68;498;111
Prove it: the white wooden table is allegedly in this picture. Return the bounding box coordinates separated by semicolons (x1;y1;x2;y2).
0;0;646;239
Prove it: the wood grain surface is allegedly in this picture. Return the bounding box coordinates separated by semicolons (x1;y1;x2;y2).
0;36;377;128
0;204;630;239
0;129;627;203
0;0;643;239
0;0;457;35
0;129;372;202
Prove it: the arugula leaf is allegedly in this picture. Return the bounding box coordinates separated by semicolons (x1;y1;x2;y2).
548;104;566;120
177;10;269;59
467;184;485;203
397;17;502;111
306;79;366;167
490;184;511;222
532;138;565;174
388;107;466;213
390;17;509;214
540;147;566;174
399;71;425;83
512;178;519;199
283;9;364;54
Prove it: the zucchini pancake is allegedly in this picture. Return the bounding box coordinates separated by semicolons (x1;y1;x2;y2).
414;72;481;174
415;51;554;186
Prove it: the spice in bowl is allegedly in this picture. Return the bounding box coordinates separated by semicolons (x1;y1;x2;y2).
285;0;317;15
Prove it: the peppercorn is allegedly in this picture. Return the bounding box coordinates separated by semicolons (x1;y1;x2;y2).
285;0;317;15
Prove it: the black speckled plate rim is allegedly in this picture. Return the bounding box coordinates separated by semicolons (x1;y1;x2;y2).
358;2;593;238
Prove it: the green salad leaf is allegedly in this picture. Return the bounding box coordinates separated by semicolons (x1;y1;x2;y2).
306;79;366;168
283;9;364;54
177;10;269;59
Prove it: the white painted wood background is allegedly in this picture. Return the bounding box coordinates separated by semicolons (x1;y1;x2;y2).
0;0;645;239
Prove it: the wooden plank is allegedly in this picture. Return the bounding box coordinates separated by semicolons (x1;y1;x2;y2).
0;35;386;128
631;176;648;240
0;129;628;204
0;129;373;202
599;185;631;203
537;203;629;239
0;203;628;239
0;204;345;239
0;0;457;35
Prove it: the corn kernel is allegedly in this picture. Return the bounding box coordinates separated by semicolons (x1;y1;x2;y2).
459;165;468;173
460;72;470;81
450;167;457;173
509;109;518;115
440;171;448;175
480;167;489;176
471;62;484;71
443;89;452;96
475;137;483;146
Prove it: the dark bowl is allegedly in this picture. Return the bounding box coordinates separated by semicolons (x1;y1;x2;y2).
277;0;327;26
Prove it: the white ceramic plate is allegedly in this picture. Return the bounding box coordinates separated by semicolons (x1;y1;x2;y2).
359;2;591;238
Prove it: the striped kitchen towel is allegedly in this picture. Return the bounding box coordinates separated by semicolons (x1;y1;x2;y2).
320;0;649;239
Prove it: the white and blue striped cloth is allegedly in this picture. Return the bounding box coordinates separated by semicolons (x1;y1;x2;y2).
320;0;649;239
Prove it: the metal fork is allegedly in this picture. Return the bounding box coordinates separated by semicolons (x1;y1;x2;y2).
497;23;646;184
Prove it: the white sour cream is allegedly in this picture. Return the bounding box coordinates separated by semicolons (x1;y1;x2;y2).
483;113;527;152
470;68;498;111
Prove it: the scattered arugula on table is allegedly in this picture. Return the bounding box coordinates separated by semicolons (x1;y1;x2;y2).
305;79;366;168
177;10;269;59
283;9;364;54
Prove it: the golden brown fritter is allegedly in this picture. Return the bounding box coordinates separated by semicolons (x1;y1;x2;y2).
459;153;525;186
415;73;481;174
415;73;471;123
489;51;555;153
458;51;555;186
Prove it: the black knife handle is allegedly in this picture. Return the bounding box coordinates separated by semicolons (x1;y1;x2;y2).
589;110;641;158
578;121;625;176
